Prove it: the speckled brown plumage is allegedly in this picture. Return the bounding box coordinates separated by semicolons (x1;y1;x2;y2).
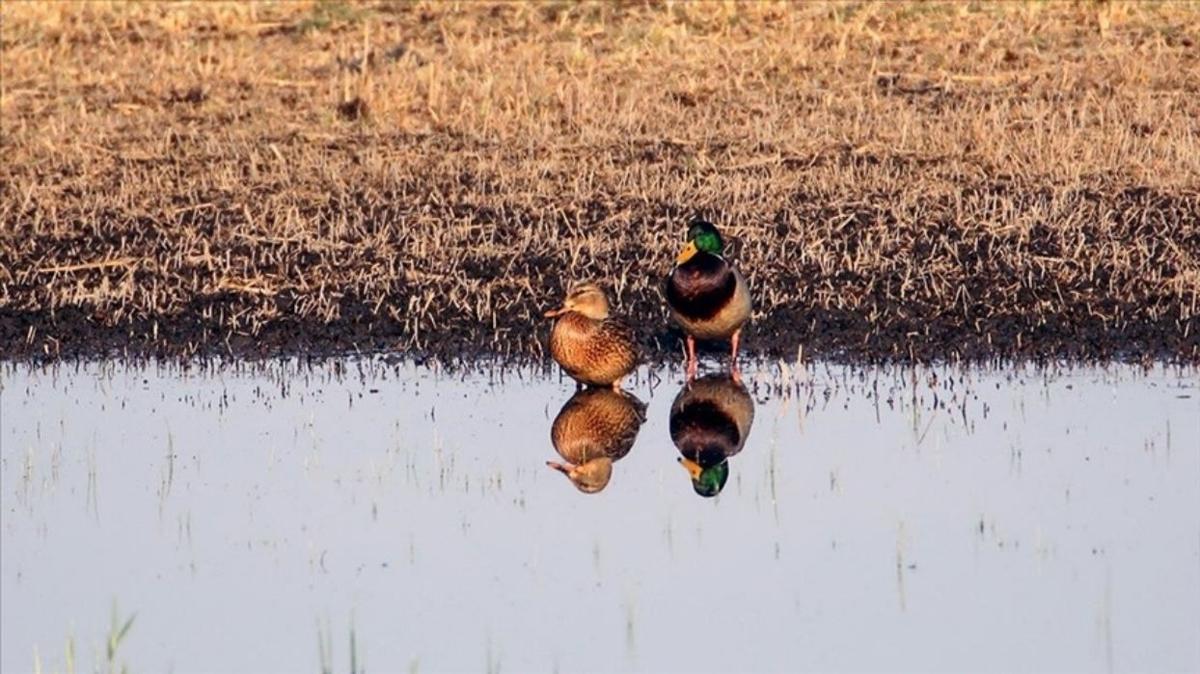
548;311;638;387
548;388;646;493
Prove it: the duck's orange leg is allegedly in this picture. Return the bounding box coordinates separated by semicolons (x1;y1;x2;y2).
686;334;698;381
730;329;742;382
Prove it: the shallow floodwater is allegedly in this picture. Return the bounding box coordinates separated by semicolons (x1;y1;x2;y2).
2;361;1198;673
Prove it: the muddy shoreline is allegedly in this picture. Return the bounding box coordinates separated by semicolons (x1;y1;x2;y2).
3;303;1195;365
4;185;1198;365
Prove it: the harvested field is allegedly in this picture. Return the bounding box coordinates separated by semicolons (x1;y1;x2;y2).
1;1;1198;363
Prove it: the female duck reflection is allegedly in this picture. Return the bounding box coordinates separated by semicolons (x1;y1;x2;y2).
669;373;755;498
546;388;646;494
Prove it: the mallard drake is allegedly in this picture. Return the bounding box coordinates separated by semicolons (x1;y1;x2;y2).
547;387;646;493
668;373;755;498
544;283;638;388
666;219;752;380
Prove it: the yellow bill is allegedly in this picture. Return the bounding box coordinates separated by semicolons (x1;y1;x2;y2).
676;241;699;264
678;457;703;480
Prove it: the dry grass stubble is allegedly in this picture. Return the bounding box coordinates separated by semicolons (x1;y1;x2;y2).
1;2;1198;362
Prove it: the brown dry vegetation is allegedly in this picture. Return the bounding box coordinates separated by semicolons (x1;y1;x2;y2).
1;1;1198;363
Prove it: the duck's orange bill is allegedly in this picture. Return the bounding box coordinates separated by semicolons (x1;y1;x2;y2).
676;241;699;264
678;457;703;480
543;307;566;318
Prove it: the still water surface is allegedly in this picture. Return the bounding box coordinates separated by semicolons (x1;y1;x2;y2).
2;361;1198;673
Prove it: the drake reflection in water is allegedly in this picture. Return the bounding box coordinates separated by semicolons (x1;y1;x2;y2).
546;388;646;494
669;373;755;498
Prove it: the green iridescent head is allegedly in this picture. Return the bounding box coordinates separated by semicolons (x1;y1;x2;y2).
676;219;725;263
679;457;730;498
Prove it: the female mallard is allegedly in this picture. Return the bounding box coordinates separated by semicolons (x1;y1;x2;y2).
547;387;646;494
544;283;638;388
666;219;752;380
669;373;755;498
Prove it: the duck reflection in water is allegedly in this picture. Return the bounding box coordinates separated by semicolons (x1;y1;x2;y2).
547;388;647;493
669;373;755;498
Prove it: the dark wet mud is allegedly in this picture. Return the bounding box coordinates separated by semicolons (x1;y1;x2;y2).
2;300;1196;365
4;292;1195;365
3;188;1198;365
